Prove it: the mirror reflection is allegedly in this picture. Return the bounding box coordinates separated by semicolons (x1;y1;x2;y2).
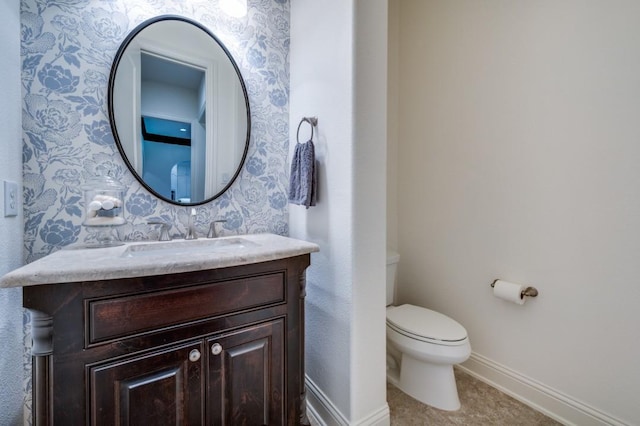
109;16;250;205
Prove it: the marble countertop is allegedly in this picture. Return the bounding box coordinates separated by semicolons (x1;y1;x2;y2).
0;233;319;288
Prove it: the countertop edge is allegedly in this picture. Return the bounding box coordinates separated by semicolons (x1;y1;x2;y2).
0;234;319;289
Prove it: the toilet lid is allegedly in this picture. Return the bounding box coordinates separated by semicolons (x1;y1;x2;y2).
387;304;467;343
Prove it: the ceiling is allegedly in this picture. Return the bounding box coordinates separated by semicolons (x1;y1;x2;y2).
141;53;204;91
142;116;191;142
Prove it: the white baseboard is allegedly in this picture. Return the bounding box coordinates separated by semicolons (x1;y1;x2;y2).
459;353;630;426
305;375;390;426
306;375;349;426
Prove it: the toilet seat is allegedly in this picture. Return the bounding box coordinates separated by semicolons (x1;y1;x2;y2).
387;304;468;346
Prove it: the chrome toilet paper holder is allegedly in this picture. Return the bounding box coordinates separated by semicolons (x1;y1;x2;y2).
491;279;539;298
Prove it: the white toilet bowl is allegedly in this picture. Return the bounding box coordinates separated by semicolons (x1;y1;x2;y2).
386;304;471;411
385;250;471;410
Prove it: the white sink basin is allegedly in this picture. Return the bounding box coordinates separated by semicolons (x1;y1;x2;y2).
122;237;258;258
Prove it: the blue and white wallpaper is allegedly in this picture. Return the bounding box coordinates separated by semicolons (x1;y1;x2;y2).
21;0;291;263
20;0;289;423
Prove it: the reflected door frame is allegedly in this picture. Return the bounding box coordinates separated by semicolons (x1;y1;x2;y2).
134;39;217;201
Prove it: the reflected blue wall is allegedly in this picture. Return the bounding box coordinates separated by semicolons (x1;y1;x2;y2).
142;140;191;200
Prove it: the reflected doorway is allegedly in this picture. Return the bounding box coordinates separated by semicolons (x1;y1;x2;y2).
141;116;192;202
139;52;207;203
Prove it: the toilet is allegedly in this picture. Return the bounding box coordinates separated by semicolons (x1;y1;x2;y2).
386;250;471;411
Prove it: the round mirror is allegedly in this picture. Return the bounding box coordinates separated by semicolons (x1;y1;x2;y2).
108;15;250;205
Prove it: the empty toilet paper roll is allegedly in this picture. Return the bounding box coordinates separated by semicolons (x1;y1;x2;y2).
493;280;526;305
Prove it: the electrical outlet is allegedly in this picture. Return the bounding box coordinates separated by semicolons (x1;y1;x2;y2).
4;180;18;217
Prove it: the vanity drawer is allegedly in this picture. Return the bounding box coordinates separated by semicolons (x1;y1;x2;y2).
86;272;285;345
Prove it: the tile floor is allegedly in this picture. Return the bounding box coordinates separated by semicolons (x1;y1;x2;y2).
387;368;562;425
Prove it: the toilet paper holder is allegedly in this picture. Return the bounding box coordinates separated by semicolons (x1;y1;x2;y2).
491;279;539;298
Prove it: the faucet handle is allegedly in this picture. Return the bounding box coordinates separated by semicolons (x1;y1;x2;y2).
207;220;227;238
147;221;171;241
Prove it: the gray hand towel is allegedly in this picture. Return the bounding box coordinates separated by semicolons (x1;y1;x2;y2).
288;140;317;208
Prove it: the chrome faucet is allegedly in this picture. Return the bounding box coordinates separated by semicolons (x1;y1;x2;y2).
185;208;198;240
147;221;171;241
207;220;227;238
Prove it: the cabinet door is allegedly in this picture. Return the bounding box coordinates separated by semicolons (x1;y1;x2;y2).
207;319;285;425
90;341;204;426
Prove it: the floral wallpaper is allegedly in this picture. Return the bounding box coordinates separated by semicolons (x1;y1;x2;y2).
21;0;291;263
20;0;289;423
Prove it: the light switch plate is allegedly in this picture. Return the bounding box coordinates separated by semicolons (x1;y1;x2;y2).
4;180;18;217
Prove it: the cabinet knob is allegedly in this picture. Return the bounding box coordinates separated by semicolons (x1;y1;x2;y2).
189;349;201;362
211;343;223;355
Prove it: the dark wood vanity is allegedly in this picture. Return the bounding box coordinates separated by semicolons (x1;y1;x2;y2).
22;253;312;425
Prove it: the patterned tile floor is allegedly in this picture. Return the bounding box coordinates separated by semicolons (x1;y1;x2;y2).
387;368;562;425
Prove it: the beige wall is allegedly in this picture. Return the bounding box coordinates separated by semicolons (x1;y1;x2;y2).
391;1;640;423
386;0;399;252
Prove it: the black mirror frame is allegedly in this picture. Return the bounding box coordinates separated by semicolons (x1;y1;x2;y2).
107;14;251;206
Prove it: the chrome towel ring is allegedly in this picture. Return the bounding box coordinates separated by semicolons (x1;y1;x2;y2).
296;116;318;143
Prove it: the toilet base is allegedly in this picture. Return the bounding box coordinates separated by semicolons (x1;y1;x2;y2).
388;353;461;411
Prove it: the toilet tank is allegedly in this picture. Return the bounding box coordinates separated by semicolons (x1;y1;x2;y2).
386;250;400;306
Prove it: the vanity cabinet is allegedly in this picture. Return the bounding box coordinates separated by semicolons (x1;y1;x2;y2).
23;254;310;426
91;319;284;425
